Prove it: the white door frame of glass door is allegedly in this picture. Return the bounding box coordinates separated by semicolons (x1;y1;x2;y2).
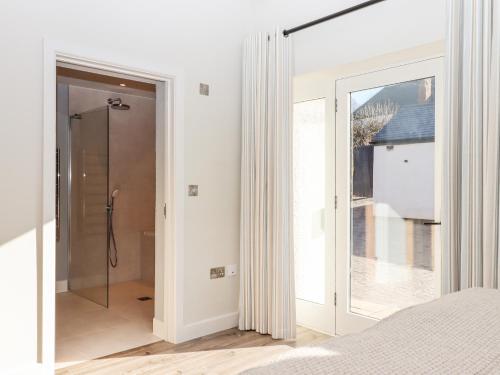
334;57;444;335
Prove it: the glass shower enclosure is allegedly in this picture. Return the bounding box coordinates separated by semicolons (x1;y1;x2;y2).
68;107;110;307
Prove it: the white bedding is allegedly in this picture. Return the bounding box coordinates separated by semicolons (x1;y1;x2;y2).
243;288;500;374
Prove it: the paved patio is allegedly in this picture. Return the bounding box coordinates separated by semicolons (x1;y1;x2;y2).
350;199;439;319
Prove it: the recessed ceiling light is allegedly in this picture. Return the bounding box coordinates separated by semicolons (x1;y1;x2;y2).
120;83;127;87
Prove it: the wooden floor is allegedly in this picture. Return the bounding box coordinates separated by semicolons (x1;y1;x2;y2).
56;326;330;375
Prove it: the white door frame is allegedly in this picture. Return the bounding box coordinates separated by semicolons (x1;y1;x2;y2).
42;39;185;371
334;56;444;335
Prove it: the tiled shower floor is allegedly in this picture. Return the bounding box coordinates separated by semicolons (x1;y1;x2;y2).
56;281;159;369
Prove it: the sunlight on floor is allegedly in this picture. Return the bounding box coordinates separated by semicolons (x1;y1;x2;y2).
56;345;293;375
55;325;331;374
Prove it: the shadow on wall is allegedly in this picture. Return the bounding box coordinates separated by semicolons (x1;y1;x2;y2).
0;224;42;368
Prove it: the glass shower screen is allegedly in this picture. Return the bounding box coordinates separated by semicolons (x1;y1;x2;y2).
68;107;109;308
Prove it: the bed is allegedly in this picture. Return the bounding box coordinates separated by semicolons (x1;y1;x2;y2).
243;288;500;374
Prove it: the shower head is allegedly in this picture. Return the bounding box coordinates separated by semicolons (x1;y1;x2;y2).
111;189;120;199
107;98;130;110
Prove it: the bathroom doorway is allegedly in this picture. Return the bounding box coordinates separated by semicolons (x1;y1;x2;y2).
55;64;159;367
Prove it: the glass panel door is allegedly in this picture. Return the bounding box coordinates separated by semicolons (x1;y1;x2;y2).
69;107;109;307
335;58;443;335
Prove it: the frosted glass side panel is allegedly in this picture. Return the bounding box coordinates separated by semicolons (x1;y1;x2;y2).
69;107;109;308
293;99;326;305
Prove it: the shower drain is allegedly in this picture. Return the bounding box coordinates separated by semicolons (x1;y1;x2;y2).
137;296;153;301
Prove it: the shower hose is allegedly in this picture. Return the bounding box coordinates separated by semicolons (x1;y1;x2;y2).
108;198;119;268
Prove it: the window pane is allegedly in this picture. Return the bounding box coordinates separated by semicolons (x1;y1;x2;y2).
294;99;326;305
349;78;439;319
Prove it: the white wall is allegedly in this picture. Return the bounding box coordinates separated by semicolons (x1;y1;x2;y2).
0;0;252;371
373;143;435;220
253;0;446;75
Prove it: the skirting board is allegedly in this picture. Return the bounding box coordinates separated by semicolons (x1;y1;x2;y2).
55;280;68;293
180;312;238;343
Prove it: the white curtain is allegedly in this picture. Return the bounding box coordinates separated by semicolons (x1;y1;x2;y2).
239;29;296;339
443;0;500;292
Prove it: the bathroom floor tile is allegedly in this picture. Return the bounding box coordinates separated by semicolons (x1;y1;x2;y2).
55;280;160;369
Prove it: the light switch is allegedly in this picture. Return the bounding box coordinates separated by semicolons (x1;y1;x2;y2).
227;264;237;277
188;185;198;196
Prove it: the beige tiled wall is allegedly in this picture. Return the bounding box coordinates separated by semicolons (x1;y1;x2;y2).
140;231;155;287
69;86;155;286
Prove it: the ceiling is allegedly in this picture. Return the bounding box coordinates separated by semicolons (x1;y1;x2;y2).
57;66;156;94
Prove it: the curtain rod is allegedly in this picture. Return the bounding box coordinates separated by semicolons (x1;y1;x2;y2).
283;0;387;37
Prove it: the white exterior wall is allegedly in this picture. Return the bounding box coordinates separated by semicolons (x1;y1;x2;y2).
373;142;435;220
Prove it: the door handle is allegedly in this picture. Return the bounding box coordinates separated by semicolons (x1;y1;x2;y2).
423;221;441;226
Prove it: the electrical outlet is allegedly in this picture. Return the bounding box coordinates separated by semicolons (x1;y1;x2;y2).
210;266;225;279
200;83;209;96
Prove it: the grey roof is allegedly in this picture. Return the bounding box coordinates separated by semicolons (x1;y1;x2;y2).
371;102;435;145
353;77;435;114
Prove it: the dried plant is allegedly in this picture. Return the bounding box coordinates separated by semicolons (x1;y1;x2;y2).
352;100;399;148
